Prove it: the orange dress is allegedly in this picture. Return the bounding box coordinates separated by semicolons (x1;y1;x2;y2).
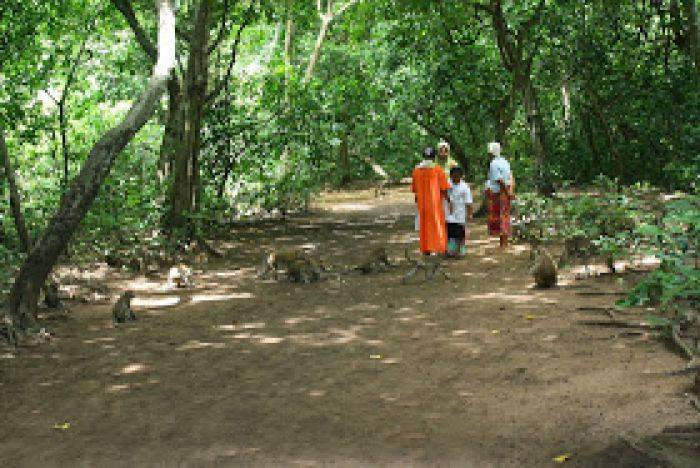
412;163;450;254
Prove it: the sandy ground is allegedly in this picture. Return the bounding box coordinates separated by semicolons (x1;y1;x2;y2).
1;186;698;467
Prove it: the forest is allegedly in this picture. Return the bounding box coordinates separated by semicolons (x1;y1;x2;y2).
1;0;699;465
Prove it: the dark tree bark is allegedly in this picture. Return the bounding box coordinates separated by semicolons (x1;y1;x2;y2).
479;0;550;193
683;0;700;75
0;131;31;253
166;0;210;229
3;0;177;344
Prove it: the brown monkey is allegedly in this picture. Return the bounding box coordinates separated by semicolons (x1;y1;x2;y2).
258;249;308;280
286;258;322;283
112;291;136;323
531;247;557;288
356;247;391;274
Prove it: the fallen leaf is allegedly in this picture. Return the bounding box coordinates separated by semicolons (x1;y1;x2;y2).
491;330;500;335
370;354;381;359
553;453;571;463
53;422;71;430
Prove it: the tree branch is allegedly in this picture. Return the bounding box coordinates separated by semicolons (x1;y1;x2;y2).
205;1;256;105
207;0;230;54
111;0;158;62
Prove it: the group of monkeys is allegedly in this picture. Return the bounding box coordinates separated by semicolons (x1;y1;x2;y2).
111;240;578;325
257;246;393;283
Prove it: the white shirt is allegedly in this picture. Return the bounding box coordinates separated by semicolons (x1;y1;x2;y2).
444;180;473;225
485;156;511;193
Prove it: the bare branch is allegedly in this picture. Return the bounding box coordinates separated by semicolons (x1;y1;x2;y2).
111;0;158;62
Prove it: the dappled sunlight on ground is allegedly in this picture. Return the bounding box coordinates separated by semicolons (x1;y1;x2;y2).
2;186;690;467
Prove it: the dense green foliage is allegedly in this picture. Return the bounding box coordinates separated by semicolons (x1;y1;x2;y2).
1;0;698;275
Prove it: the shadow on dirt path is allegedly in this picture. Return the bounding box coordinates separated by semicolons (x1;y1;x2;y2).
0;186;697;467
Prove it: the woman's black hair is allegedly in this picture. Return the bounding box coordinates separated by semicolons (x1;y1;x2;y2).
449;166;463;177
423;147;436;160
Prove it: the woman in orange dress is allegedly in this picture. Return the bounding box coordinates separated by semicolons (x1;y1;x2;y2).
412;147;451;254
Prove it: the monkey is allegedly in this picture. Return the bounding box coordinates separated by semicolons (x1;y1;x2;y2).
531;247;557;288
402;249;450;283
112;291;136;323
43;278;62;309
258;249;310;280
286;258;323;283
167;264;193;288
355;247;391;274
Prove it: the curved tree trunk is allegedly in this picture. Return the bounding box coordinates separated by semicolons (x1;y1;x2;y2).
3;0;177;345
0;131;31;253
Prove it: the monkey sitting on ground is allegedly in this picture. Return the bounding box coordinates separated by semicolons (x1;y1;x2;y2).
531;247;557;288
355;247;391;274
112;291;136;323
402;249;450;283
167;264;193;288
286;257;323;283
258;249;310;280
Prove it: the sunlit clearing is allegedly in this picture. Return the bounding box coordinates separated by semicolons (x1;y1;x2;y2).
191;292;254;303
256;336;284;344
326;203;375;212
468;293;539;303
346;302;381;312
205;270;243;279
127;277;166;291
177;340;226;350
106;384;131;393
132;296;180;308
120;363;147;375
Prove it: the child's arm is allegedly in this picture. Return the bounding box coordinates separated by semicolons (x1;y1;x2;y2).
442;189;453;214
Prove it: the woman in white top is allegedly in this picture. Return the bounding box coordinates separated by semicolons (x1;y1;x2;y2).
484;142;514;249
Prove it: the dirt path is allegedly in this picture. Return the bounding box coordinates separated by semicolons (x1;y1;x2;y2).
1;186;697;467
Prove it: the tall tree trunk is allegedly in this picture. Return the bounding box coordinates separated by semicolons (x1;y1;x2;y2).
284;15;294;92
683;0;700;74
561;80;571;126
157;75;183;183
495;85;516;145
166;0;210;229
484;0;549;192
0;131;31;253
3;0;177;344
517;71;547;181
304;14;332;83
339;131;350;185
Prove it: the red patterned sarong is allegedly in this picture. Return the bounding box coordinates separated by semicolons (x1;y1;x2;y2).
487;189;511;236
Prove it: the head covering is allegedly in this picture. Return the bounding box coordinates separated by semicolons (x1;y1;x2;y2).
488;142;501;157
438;140;450;151
423;147;436;160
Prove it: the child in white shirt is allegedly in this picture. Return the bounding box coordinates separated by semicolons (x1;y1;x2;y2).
445;167;473;257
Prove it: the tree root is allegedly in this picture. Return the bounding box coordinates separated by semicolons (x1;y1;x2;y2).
670;324;696;361
195;234;223;258
578;320;655;329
